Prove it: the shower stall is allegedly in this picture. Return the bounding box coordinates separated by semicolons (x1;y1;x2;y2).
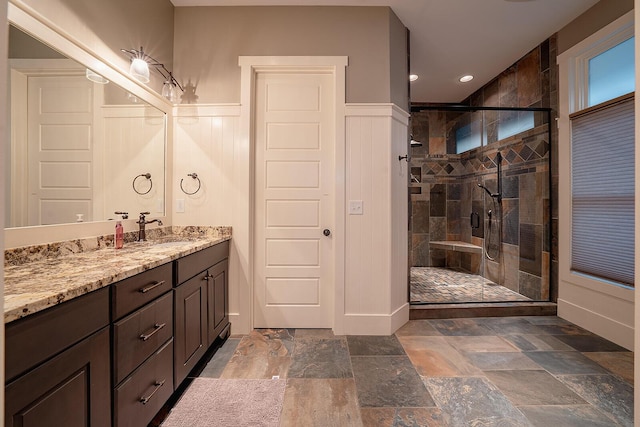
409;105;552;304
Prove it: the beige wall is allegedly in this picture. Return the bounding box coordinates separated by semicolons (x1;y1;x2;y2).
173;6;405;104
388;11;409;109
557;0;633;54
10;0;174;93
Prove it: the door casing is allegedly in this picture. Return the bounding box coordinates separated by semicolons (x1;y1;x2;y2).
238;56;348;333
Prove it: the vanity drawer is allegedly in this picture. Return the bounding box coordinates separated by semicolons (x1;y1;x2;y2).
114;338;174;427
113;292;173;384
175;240;229;284
112;262;173;320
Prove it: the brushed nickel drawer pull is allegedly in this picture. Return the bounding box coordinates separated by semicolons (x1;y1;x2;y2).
140;379;165;405
139;323;166;341
138;280;165;294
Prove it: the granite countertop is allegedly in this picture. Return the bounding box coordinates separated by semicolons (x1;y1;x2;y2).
4;226;231;323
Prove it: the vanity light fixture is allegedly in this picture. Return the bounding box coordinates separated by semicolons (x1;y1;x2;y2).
85;68;109;84
459;75;474;83
121;46;184;102
130;57;150;83
162;75;178;103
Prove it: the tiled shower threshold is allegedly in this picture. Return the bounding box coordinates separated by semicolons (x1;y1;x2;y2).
409;267;556;319
410;301;557;320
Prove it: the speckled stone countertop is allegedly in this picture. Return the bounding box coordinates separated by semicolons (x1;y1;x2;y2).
4;226;231;323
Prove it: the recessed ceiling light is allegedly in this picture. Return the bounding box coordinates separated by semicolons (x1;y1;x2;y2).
459;75;474;83
409;74;419;82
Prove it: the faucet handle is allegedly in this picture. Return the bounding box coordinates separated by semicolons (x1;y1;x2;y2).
137;211;150;223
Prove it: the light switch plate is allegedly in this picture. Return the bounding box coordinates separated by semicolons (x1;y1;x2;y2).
176;199;185;213
348;200;363;215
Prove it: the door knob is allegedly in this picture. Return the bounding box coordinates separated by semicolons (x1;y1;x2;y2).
323;229;331;236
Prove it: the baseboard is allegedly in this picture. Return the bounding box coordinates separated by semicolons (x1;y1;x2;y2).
558;299;633;350
342;303;410;335
227;313;247;336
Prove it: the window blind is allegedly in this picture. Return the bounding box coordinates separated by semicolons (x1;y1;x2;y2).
570;94;634;286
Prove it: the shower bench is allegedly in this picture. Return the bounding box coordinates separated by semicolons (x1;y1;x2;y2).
429;240;482;254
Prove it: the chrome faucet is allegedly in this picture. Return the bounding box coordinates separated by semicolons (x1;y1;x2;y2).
136;212;163;241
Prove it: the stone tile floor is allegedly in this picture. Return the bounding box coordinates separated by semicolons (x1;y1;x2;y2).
411;267;532;304
180;316;633;426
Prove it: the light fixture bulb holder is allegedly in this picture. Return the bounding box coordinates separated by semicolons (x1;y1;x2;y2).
162;80;178;103
121;46;184;93
130;58;150;83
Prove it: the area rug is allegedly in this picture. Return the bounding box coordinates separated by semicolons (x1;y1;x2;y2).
161;378;286;427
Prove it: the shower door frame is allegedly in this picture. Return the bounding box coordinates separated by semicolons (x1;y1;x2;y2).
408;104;553;305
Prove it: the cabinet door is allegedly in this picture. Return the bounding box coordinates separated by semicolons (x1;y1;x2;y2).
174;272;208;386
5;327;111;427
207;259;229;345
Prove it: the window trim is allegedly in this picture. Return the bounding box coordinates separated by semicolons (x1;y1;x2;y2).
557;10;635;299
569;91;634;120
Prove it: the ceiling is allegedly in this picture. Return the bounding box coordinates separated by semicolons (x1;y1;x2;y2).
169;0;600;102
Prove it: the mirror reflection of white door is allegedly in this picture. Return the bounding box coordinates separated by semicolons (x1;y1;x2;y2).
27;75;94;225
254;71;334;329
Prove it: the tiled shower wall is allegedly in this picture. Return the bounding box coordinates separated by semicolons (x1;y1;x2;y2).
409;35;557;301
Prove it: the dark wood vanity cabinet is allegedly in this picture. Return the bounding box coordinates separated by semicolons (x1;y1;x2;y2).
173;268;208;386
174;240;230;386
207;258;229;345
5;288;111;427
5;240;230;427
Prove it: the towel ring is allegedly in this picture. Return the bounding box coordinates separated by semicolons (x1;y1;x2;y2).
132;173;153;195
180;173;201;195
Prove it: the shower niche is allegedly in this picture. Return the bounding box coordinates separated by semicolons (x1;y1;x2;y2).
409;106;551;304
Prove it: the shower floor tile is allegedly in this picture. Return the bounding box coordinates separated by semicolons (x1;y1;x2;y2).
411;267;532;303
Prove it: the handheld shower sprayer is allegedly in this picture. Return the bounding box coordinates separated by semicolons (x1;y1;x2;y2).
477;183;501;202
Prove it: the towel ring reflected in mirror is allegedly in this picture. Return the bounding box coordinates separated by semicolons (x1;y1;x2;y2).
180;173;201;195
132;173;153;195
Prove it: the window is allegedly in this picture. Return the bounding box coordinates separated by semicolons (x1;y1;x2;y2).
498;111;535;141
588;37;635;106
455;122;481;153
567;31;635;288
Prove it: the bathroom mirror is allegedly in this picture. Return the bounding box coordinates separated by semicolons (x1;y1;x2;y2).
5;25;166;228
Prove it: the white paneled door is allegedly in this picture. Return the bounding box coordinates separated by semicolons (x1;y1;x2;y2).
28;75;94;225
254;71;334;328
